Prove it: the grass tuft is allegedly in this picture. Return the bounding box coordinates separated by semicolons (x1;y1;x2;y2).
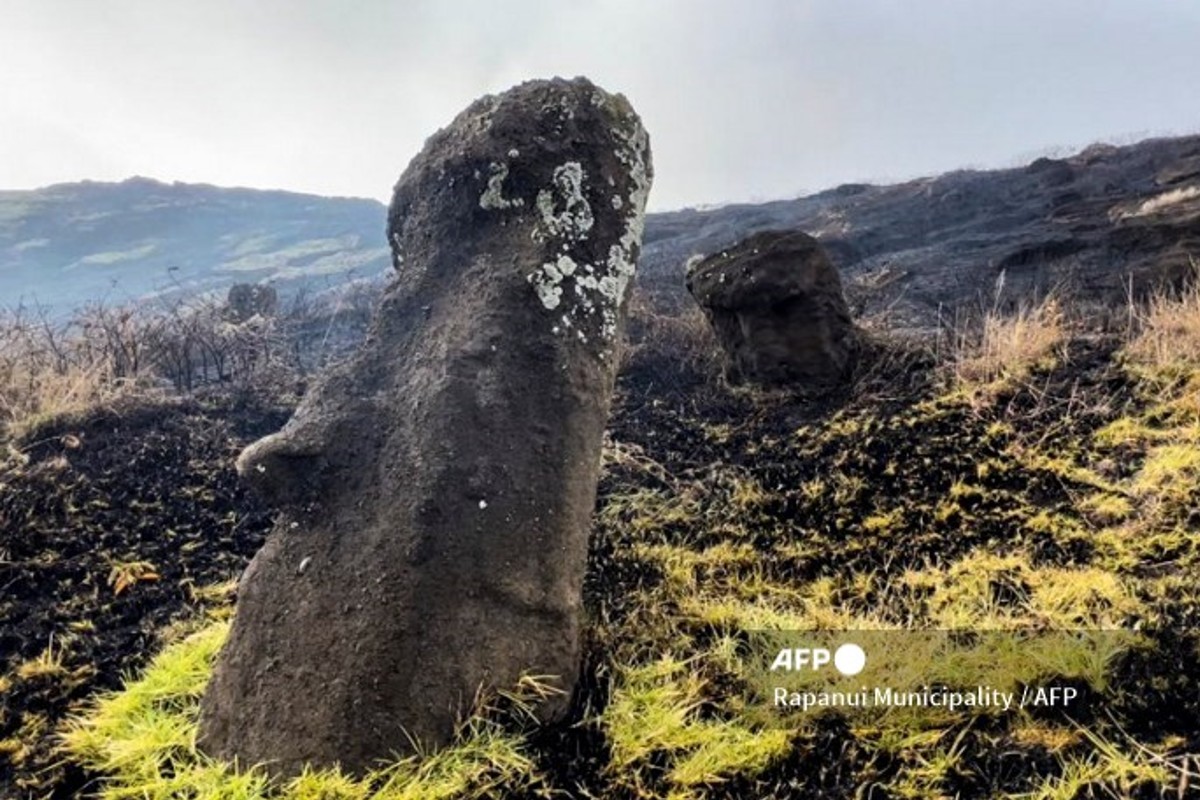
951;295;1066;398
60;622;540;800
601;656;791;798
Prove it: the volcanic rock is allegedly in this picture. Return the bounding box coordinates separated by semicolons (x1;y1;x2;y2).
197;76;652;777
223;283;278;323
686;229;859;388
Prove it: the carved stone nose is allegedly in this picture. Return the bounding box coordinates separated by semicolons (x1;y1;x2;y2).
235;431;325;507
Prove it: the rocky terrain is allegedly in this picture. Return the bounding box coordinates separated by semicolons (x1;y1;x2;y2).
5;133;1199;326
1;131;1199;799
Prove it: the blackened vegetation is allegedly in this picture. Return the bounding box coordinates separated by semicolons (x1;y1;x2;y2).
1;319;1197;798
564;330;1194;799
0;399;287;798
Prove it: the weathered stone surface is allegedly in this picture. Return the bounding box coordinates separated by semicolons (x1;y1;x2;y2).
223;283;278;323
686;230;858;388
197;77;652;777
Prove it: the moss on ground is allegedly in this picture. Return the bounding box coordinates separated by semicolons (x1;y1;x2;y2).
6;314;1200;798
61;621;542;800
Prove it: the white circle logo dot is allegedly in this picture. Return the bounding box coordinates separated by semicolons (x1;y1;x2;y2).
834;643;866;676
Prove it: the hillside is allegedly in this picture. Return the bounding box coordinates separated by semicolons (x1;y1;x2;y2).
4;133;1199;323
0;178;389;313
640;134;1200;327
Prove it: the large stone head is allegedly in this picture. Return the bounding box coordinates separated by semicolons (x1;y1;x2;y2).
199;77;652;778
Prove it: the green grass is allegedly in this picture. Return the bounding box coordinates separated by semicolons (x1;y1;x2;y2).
60;622;540;800
600;656;792;798
54;301;1200;799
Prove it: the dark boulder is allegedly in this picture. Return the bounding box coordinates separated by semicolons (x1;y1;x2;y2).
223;283;278;323
197;76;652;778
686;230;859;388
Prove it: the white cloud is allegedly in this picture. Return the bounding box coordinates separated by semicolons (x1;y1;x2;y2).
1;0;1199;210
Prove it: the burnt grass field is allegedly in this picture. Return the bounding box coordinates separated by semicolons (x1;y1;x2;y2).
0;399;289;797
2;311;1199;799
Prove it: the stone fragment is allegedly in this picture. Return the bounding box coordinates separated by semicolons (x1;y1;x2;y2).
686;229;858;388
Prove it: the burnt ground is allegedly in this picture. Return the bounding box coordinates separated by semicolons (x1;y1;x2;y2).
1;332;1198;799
565;334;1198;800
0;398;289;798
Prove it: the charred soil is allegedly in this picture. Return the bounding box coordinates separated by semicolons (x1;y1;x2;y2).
0;398;288;797
3;326;1199;799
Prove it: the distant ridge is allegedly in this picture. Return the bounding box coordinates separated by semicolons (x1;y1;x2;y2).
5;132;1200;325
0;177;390;313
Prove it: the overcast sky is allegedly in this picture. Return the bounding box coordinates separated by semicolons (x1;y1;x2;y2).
3;0;1199;211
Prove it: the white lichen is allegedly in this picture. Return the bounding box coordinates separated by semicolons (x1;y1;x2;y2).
532;280;563;310
534;162;593;241
479;161;524;210
525;111;651;354
390;231;406;267
593;114;652;341
527;253;581;310
554;254;577;277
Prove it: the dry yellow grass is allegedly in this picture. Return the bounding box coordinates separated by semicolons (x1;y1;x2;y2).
1125;267;1200;370
1121;185;1200;219
0;359;132;440
0;294;314;441
0;306;147;439
622;291;723;378
951;295;1066;395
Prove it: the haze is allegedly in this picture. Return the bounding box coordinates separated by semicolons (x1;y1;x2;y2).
3;0;1198;211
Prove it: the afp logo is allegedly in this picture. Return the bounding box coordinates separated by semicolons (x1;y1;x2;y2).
770;642;866;676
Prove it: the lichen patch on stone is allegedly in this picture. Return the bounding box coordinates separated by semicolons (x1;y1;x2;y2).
524;108;650;357
594;115;651;342
531;277;563;310
534;162;593;242
479;162;524;210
